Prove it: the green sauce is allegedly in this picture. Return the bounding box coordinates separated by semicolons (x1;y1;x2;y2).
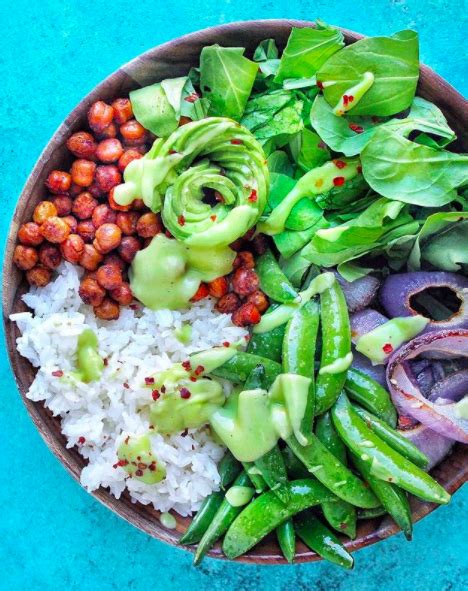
225;485;255;507
160;512;177;529
72;329;104;383
332;71;375;116
174;324;192;344
454;397;468;420
117;434;166;484
319;352;354;375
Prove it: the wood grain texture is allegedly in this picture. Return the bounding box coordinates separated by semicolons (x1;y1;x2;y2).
2;19;468;565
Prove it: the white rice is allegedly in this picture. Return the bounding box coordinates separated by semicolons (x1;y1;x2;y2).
10;262;247;516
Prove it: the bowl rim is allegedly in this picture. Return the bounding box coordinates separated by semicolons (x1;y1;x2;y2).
3;18;468;565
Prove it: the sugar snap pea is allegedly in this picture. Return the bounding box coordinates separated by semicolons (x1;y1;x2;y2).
358;506;386;519
345;368;397;427
179;491;224;545
222;479;336;559
243;463;268;493
212;352;281;387
254;445;290;503
256;248;300;303
282;446;310;479
247;324;286;362
295;511;354;569
218;451;242;490
277;519;296;563
331;393;451;505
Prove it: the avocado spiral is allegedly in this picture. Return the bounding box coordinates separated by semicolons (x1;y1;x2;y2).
114;117;269;247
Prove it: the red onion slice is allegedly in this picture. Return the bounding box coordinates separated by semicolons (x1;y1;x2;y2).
351;308;388;343
351;350;387;387
387;329;468;443
334;271;380;314
428;369;468;403
400;423;454;469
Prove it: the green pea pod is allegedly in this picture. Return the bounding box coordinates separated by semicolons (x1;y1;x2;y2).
256;249;300;303
353;406;429;468
254;445;290;504
331;393;451;505
218;452;242;490
244;364;267;390
295;511;354;570
179;491;224;545
277;519;296;563
282;446;310;479
223;479;336;559
212;352;282;388
247;324;286;362
283;299;320;445
243;463;268;493
315;281;352;415
194;472;251;565
352;454;413;540
315;413;357;540
286;435;379;509
345;368;397;427
358;506;386;519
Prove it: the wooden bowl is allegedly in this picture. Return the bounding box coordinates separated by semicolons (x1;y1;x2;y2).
3;19;468;565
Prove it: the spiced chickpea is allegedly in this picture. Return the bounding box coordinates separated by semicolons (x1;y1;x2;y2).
69;183;83;197
109;282;133;305
95;165;122;193
94;223;122;254
87;182;103;199
96;138;124;163
72;192;98;220
132;198;146;210
92;204;117;228
111;98;133;124
94;297;120;320
60;234;85;264
13;245;38;270
118;149;143;172
66;131;97;159
246;290;269;313
191;283;209;302
70;159;97;187
79;244;103;271
88;101;114;133
233;251;255;270
108;187;131;212
26;265;52;287
118;236;141;263
33;201;57;225
45;170;72;194
96;264;123;290
116;211;138;235
120;119;147;145
103;252;126;271
232;302;261;327
179;116;192;127
215;292;240;314
76;220;96;242
79;276;106;307
18;222;43;246
52;195;73;216
62;215;79;233
96;122;118;139
40;216;71;243
39;243;62;269
136;213;161;238
251;233;269;255
207;276;229;298
232;268;260;296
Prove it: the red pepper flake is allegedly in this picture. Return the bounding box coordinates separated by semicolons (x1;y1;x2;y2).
148;462;157;471
180;387;191;399
317;141;327;150
230;139;243;145
333;176;345;187
184;92;199;103
343;95;349;107
152;389;160;400
248;189;258;203
223;341;230;348
194;365;205;376
244;335;251;341
210;214;217;221
190;376;197;382
103;358;109;367
181;360;192;371
349;123;364;134
334;160;347;169
117;459;128;467
169;149;178;155
123;382;129;389
52;370;63;377
383;343;394;354
161;385;166;394
178;214;186;226
316;80;324;89
124;436;130;445
78;436;86;444
145;376;155;385
129;303;139;310
357;165;362;174
135;469;144;477
339;522;348;530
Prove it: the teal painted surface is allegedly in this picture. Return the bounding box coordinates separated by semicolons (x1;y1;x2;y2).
0;1;466;589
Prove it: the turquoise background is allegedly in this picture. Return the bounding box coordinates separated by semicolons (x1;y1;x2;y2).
1;1;466;589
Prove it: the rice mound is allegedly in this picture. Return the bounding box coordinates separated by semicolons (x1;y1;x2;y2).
10;263;247;516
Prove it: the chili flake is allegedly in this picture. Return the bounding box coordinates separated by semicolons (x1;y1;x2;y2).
333;177;345;187
194;365;205;376
52;370;63;377
123;382;130;389
181;360;192;371
145;376;155;385
135;469;144;477
334;160;347;169
78;436;86;444
223;341;230;348
184;92;199;103
248;189;258;202
152;390;160;400
316;80;324;89
161;385;166;394
349;123;364;134
190;376;197;382
230;139;243;145
178;215;186;226
180;387;191;399
210;215;217;221
383;343;394;354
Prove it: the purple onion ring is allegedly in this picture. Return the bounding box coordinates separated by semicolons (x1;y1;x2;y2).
334;271;380;314
399;423;454;469
350;308;388;344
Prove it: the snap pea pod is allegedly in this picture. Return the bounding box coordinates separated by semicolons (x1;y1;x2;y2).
353;406;429;469
352;454;413;540
283;299;320;445
194;472;251;565
243;463;268;493
218;451;242;490
222;479;336;559
256;249;300;303
179;491;224;545
277;519;296;563
358;507;386;519
254;445;290;504
345;368;397;427
331;393;451;505
315;413;357;540
247;324;286;363
286;435;379;509
315;280;352;416
212;352;281;387
282;446;310;479
295;512;354;569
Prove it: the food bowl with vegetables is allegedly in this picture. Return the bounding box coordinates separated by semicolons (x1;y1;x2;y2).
3;19;467;566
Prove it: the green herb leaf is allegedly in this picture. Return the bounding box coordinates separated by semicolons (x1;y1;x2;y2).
289;128;330;173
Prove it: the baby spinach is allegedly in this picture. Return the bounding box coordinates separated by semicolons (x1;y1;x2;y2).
317;30;419;116
200;45;258;120
361;128;468;206
267;151;295;177
289;128;330;173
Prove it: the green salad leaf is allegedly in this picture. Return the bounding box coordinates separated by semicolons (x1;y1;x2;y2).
200;45;258;120
317;30;419;116
361;128;468;206
289;128;330;173
275;24;344;83
267;150;295;176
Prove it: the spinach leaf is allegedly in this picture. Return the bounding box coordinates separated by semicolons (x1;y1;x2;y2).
275;24;344;83
289;128;330;173
315;175;370;211
200;45;258;120
317;30;419;116
267;151;295;177
253;38;281;87
361;128;468;206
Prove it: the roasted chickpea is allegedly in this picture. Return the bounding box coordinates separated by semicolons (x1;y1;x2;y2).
116;211;138;235
136;213;161;238
94;223;122;254
79;244;103;271
70;159;97;188
76;220;96;243
72;192;98;220
232;268;259;296
87;182;103;199
94;297;120;320
132;198;146;210
95;165;122;193
92;204;117;228
251;233;269;255
179;116;192;127
39;243;62;269
120;119;147;145
233;251;255;269
18;222;43;246
190;283;209;302
96;264;123;290
96;122;118;139
103;252;126;271
232;302;261;327
207;276;229;298
69;183;83;197
13;245;38;270
52;195;73;216
66;131;97;159
215;292;240;314
109;282;133;305
246;290;269;313
117;148;143;172
96;138;124;163
40;216;71;243
118;236;141;263
62;215;78;233
88;101;114;133
45;170;72;194
26;265;52;287
79;276;106;307
60;234;85;264
108;187;131;212
33;201;58;225
111;98;133;124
